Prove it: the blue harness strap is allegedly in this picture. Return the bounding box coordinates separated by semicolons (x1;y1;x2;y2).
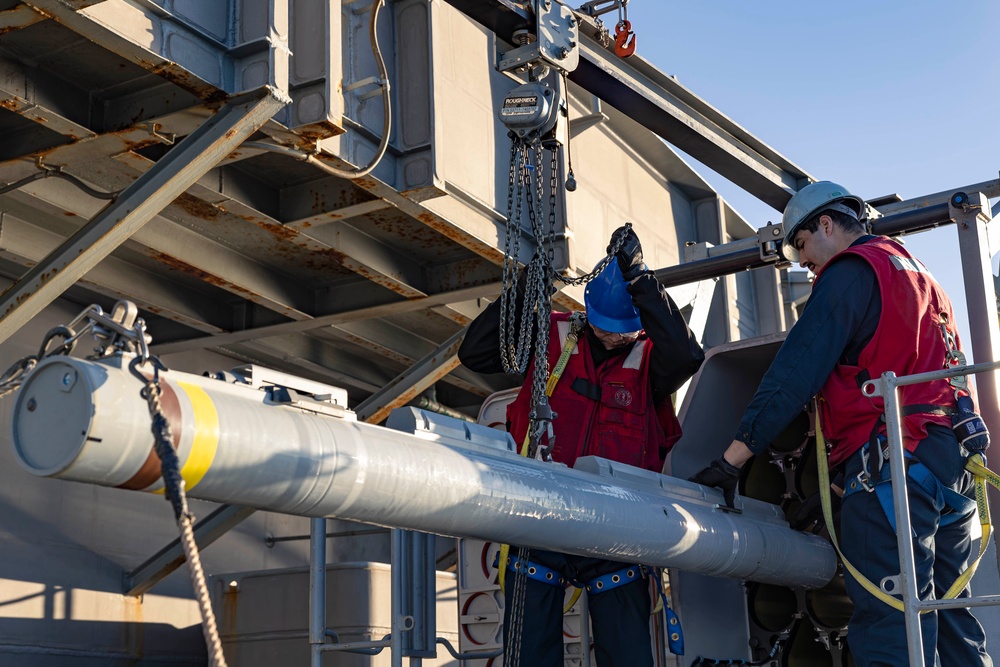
843;445;976;534
585;565;640;593
493;555;685;656
493;552;567;587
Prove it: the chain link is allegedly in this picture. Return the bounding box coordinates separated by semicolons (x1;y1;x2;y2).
498;124;629;664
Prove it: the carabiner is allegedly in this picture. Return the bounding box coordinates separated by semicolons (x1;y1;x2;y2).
614;20;636;58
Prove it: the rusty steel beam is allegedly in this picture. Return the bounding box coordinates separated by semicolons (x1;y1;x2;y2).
0;87;289;344
150;281;499;355
0;210;230;333
353;327;466;424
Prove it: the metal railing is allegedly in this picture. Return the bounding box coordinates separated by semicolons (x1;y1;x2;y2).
861;359;1000;666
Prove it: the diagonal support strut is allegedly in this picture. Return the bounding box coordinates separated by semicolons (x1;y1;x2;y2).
0;86;289;344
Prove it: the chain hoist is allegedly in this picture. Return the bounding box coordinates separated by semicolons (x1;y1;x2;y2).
496;70;630;667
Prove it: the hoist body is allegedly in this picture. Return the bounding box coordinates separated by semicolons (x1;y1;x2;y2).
10;354;836;589
499;81;560;138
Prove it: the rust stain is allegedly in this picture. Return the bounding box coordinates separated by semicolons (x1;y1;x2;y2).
0;99;20;112
149;251;257;297
301;247;349;271
261;220;300;241
123;595;144;659
222;582;240;638
149;63;228;104
63;211;77;217
173;193;221;221
299;221;312;229
120;137;161;153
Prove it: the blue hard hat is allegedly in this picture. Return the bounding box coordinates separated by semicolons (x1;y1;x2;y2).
584;263;642;333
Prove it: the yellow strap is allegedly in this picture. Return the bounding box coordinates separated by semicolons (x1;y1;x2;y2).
507;319;586;593
520;321;584;457
498;543;509;592
564;586;582;614
816;409;995;612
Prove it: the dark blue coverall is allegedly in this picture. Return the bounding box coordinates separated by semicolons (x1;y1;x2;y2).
737;236;991;666
459;271;703;667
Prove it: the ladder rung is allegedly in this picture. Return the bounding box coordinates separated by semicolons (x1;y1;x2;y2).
915;594;1000;611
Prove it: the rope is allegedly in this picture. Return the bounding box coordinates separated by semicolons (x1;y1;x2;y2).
131;356;229;667
179;514;228;666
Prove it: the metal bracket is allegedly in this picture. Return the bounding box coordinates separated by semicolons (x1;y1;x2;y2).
881;573;902;595
497;0;579;74
141;122;176;145
757;221;786;263
578;0;625;18
861;376;889;399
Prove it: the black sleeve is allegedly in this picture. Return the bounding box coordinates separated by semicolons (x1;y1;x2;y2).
627;272;705;403
458;273;534;375
458;296;506;374
735;256;878;452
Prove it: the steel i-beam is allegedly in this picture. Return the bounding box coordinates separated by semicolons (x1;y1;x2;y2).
0;86;289;344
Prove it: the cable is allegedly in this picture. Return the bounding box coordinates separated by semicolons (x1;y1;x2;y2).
238;2;390;180
310;0;391;179
0;168;119;200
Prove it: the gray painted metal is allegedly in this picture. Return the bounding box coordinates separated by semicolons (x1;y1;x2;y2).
12;355;836;588
861;359;1000;667
0;87;288;344
866;370;926;667
874;178;1000;216
443;0;813;210
353;327;466;423
951;192;1000;578
124;504;258;597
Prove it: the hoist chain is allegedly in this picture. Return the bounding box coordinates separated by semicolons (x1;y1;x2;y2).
0;302;146;399
497;129;627;666
505;545;531;667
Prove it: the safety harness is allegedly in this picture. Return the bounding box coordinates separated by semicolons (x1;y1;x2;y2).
493;552;684;655
817;411;994;611
817;310;999;611
497;311;683;654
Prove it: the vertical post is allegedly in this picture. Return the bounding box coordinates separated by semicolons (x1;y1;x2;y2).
580;589;592;667
952;191;1000;572
309;517;328;667
880;372;925;667
410;531;425;667
391;529;405;667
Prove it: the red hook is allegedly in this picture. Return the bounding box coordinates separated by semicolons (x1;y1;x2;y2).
614;20;636;58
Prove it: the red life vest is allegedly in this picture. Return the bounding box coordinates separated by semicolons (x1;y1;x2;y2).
815;237;960;466
507;311;682;472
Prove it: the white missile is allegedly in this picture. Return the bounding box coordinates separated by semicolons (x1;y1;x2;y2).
10;355;836;588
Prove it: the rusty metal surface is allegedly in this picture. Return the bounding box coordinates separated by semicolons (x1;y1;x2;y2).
0;0;748;421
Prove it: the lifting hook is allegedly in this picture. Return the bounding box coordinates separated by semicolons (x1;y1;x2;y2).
614;20;636;58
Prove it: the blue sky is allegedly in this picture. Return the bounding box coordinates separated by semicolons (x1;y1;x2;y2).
626;1;1000;352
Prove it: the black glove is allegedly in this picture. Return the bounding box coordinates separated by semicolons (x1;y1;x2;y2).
607;224;646;281
688;458;741;508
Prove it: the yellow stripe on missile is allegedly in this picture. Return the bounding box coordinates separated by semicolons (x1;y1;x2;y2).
156;380;219;494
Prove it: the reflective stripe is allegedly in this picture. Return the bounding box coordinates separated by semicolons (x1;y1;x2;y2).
622;339;645;370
